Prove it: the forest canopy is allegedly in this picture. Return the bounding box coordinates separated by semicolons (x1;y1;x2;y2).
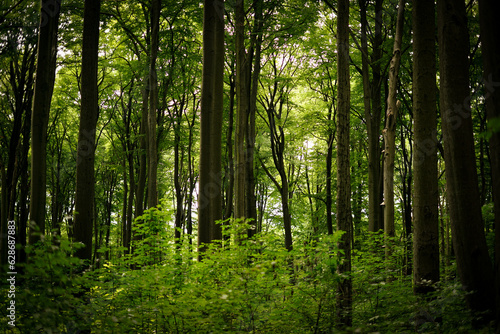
1;0;499;332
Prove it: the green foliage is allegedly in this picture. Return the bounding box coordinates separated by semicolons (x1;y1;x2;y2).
0;236;92;333
3;220;492;333
84;216;347;333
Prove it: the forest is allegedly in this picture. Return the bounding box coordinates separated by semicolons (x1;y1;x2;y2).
1;0;500;332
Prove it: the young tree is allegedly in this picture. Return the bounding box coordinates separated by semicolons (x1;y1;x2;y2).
335;0;352;326
437;0;495;316
382;0;404;245
412;0;439;294
73;0;101;262
359;0;384;233
29;0;62;244
257;51;295;251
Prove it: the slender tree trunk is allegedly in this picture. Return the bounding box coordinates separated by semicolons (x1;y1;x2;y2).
326;106;334;235
371;0;384;232
412;0;440;294
234;0;248;223
174;101;184;243
438;0;495;317
245;0;263;237
478;0;500;325
360;0;383;233
136;82;148;218
336;0;352;326
224;64;235;221
19;101;32;265
121;156;128;250
211;0;224;241
73;0;101;262
382;0;404;246
147;0;160;209
29;0;61;244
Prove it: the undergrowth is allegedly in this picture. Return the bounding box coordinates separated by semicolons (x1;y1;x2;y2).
0;209;495;333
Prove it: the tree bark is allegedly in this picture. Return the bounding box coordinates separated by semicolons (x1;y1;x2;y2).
478;0;500;325
198;0;224;253
412;0;440;294
73;0;101;262
382;0;404;246
211;0;224;241
234;0;248;223
147;0;160;209
371;0;384;232
326;106;334;235
245;0;263;237
29;0;61;244
359;0;383;233
336;0;352;327
438;0;495;316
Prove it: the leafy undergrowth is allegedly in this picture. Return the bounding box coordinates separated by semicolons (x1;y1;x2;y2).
1;215;495;333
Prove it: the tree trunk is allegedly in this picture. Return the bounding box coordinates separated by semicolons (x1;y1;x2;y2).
245;0;263;237
382;0;404;246
73;0;101;262
29;0;61;244
412;0;440;294
234;0;248;223
478;0;500;327
336;0;352;327
438;0;495;316
224;61;235;221
478;0;500;324
371;0;384;232
147;0;160;209
360;0;383;233
198;0;224;253
326;106;334;235
211;0;224;241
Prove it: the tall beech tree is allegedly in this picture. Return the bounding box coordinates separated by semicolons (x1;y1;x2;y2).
198;0;224;252
335;0;352;326
478;0;500;326
412;0;439;294
438;0;495;316
73;0;101;262
29;0;61;244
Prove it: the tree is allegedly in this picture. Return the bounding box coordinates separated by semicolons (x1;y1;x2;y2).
335;0;352;326
147;0;160;209
198;0;224;252
359;0;384;233
29;0;62;244
73;0;101;262
0;20;37;268
412;0;439;294
478;0;500;327
257;45;302;252
382;0;404;252
437;0;495;317
234;0;247;224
